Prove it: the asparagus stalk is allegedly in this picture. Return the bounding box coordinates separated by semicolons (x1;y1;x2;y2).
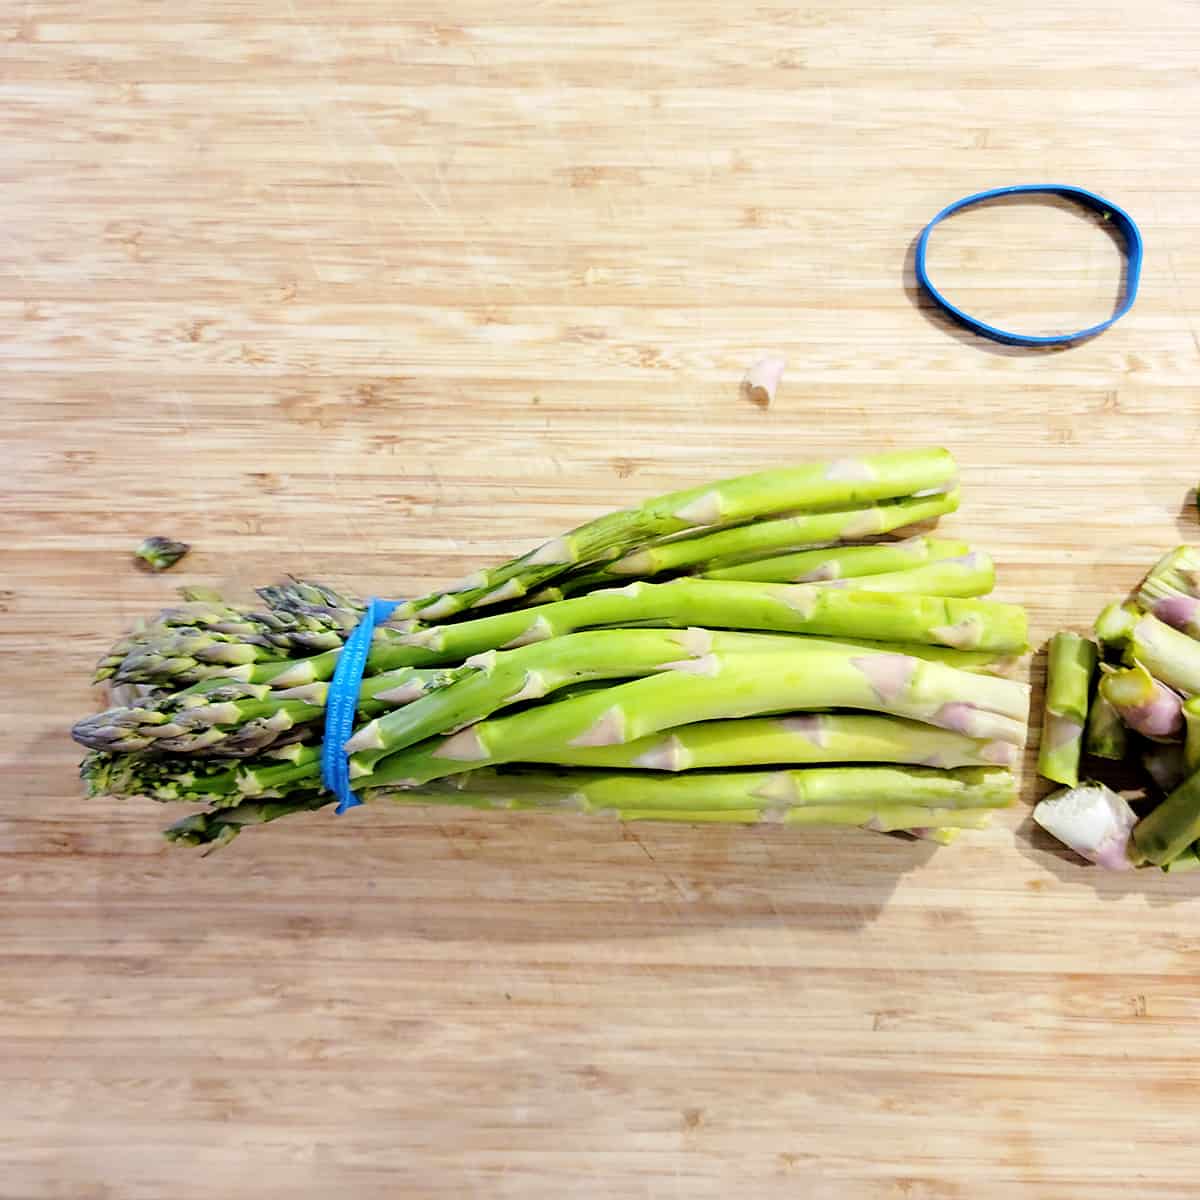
100;579;1028;691
476;712;1019;771
394;448;959;621
344;627;731;758
165;762;1008;848
407;762;1012;810
1131;768;1200;866
701;536;969;583
356;645;1030;787
606;489;960;579
83;701;1020;809
165;793;334;850
1036;633;1097;787
532;491;963;601
1098;661;1184;741
1083;693;1128;760
1137;546;1200;638
800;552;994;598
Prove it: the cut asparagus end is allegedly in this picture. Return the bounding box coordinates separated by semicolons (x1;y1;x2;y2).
1094;602;1138;656
1098;660;1184;741
1033;782;1138;870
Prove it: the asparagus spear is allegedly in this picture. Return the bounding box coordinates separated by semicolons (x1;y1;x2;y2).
395;448;959;621
1083;693;1128;760
165;793;334;850
801;552;994;598
355;645;1030;787
371;763;1013;819
344;627;732;757
607;489;960;579
531;491;963;600
1131;768;1200;866
1036;633;1097;788
701;536;969;583
1098;661;1184;741
165;763;1008;848
1137;546;1200;638
472;712;1019;771
115;581;1029;691
84;700;1020;811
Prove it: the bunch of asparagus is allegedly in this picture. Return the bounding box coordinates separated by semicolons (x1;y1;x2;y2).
1034;546;1200;872
75;447;1030;850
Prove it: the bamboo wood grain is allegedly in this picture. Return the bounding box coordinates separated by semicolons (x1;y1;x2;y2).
3;1;1200;1196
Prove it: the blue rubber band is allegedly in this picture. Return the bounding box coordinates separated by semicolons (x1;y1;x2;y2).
321;597;400;814
914;184;1143;347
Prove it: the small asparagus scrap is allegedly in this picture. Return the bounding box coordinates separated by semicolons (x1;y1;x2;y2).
1036;633;1097;788
135;537;191;572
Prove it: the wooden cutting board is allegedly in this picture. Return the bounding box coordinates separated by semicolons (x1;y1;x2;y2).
4;2;1200;1196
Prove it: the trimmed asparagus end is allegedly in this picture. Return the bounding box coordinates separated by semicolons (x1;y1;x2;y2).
135;537;191;572
1033;782;1137;870
1098;661;1184;741
1094;602;1138;655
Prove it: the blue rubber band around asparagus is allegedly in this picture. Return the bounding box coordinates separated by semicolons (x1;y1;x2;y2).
321;597;400;813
